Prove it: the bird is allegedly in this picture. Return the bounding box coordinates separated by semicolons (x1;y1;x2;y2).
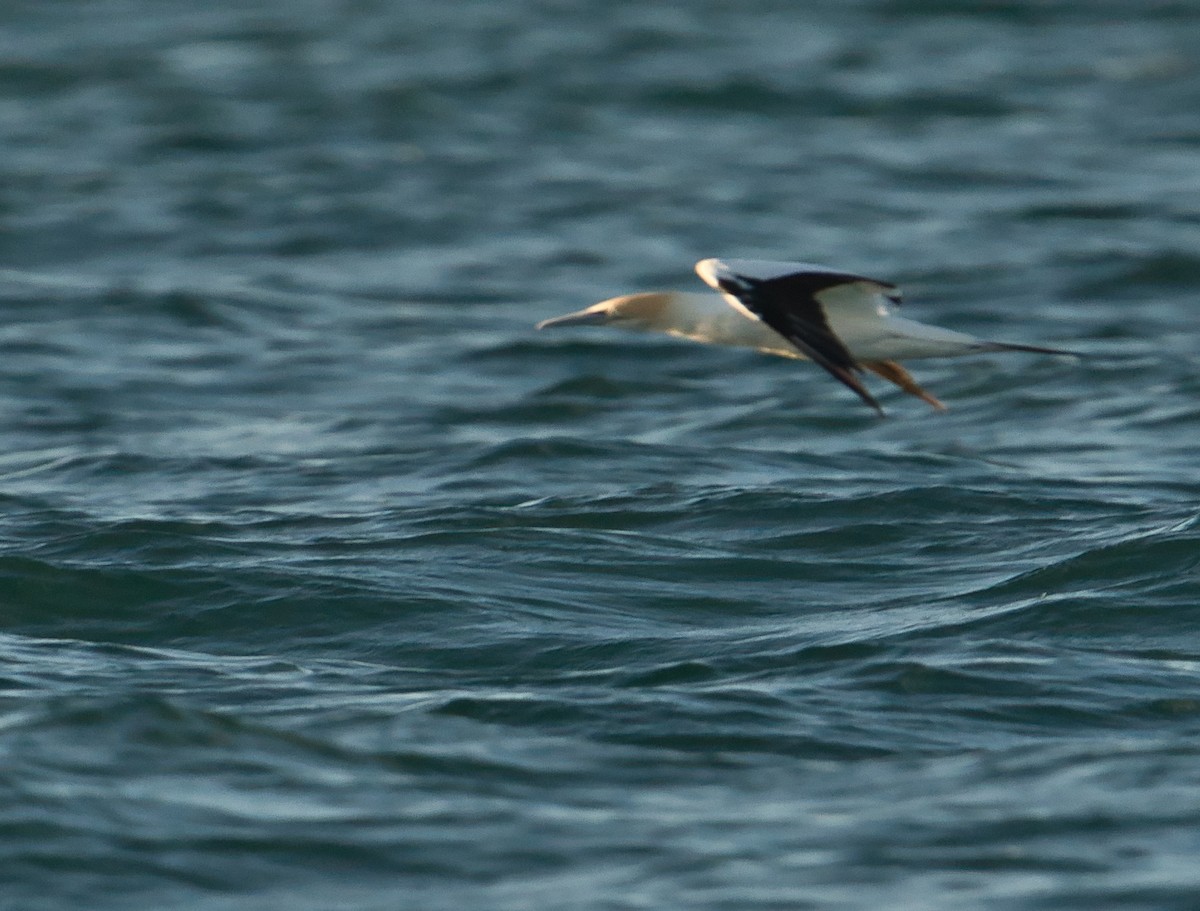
537;257;1075;415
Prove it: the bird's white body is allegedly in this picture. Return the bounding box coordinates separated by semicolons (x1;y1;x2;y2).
616;291;800;358
538;257;1073;413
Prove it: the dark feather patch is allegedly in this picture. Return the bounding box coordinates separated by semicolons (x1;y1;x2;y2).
722;270;885;414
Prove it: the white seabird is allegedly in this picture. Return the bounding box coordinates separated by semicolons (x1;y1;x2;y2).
537;258;1075;415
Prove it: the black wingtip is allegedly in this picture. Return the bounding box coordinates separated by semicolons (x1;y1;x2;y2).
833;367;886;416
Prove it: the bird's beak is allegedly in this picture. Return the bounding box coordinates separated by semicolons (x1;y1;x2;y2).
536;307;611;329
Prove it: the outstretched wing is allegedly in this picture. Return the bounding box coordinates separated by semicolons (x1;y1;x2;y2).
696;259;894;415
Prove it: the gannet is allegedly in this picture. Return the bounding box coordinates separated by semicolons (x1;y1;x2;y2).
537;258;1075;414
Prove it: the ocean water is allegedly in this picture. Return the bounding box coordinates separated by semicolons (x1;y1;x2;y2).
3;1;1200;908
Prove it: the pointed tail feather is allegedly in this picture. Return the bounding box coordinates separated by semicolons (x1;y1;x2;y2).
975;341;1082;357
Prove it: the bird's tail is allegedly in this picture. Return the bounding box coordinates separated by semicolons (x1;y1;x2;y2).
975;341;1082;358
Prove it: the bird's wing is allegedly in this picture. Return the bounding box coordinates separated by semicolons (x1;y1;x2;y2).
696;259;895;415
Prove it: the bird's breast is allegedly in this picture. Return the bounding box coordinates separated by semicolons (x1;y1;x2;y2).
662;302;801;358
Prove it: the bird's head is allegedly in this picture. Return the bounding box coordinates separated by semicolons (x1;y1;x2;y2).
536;293;674;332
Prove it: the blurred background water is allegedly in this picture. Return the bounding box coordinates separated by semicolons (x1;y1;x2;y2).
2;1;1200;908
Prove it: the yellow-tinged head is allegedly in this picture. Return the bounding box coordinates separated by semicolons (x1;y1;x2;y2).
535;293;675;331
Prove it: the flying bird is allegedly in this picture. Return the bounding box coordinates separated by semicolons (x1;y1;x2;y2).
537;258;1075;414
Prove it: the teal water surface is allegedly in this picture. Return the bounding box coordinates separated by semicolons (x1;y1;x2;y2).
3;1;1200;909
